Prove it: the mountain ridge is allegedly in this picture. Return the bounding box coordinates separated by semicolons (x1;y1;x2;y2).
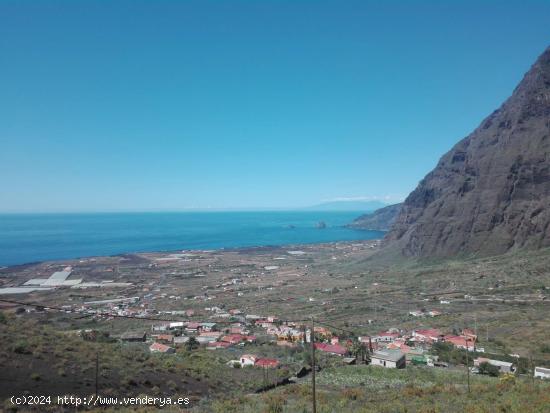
347;203;402;231
384;46;550;257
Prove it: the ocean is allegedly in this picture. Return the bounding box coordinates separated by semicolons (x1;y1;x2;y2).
0;211;383;266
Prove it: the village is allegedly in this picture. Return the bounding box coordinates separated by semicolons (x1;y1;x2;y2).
7;283;548;383
2;239;550;392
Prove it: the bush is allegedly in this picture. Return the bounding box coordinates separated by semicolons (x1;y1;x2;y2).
186;337;200;351
13;340;31;354
264;394;285;413
478;362;500;377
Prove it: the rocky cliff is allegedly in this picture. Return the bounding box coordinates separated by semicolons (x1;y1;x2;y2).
385;46;550;257
348;203;402;231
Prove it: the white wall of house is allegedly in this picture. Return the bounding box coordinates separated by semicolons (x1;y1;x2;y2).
240;357;256;367
371;357;398;368
535;367;550;379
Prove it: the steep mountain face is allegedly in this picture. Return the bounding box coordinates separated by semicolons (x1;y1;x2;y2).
348;203;402;231
385;46;550;257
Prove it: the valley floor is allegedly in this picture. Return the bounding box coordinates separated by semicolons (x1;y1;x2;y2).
1;241;550;411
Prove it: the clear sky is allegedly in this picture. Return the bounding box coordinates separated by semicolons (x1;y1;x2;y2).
2;0;550;212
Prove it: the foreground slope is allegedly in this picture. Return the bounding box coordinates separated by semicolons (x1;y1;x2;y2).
386;46;550;257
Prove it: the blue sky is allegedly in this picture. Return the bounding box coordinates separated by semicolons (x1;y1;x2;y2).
2;0;550;212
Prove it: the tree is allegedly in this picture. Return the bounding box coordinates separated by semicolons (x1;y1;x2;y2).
478;361;500;377
185;337;199;351
350;341;366;362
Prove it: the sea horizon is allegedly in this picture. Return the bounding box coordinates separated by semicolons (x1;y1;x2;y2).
0;210;383;267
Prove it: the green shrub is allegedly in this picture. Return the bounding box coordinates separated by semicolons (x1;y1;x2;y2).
478;362;500;377
13;340;31;354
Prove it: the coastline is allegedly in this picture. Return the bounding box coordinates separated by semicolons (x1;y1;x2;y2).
0;237;383;273
0;211;382;267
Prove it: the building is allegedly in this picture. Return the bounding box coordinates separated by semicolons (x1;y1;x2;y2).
240;354;257;367
169;321;185;330
409;310;425;317
151;323;170;332
444;335;475;351
200;322;217;332
221;334;245;344
370;350;406;369
120;332;146;342
412;329;443;343
185;322;201;333
462;328;477;340
199;331;222;340
149;342;175;354
197;335;217;344
255;358;280;368
474;358;515;373
534;366;550;380
207;341;231;349
156;334;174;344
372;331;400;343
174;336;190;346
314;342;347;356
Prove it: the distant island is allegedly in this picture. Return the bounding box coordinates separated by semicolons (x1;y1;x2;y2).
304;200;388;212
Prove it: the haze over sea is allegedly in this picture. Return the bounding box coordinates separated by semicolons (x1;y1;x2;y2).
0;211;383;266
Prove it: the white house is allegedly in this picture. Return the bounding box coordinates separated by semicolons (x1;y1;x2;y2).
474;358;515;373
240;354;257;367
370;349;406;369
535;366;550;380
173;336;190;346
372;331;399;343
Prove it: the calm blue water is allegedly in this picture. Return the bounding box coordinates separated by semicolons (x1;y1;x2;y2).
0;211;382;266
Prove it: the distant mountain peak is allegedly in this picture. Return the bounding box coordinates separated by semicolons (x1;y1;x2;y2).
384;46;550;257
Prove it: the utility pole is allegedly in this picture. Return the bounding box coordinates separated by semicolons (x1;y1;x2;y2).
466;341;470;394
531;355;535;387
310;318;317;413
95;352;99;398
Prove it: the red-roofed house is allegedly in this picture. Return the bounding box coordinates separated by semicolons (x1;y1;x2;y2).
229;327;246;335
444;335;475;351
221;334;246;344
314;342;347;356
200;331;222;337
185;322;201;333
207;341;231;349
387;341;413;353
149;342;175;354
413;329;443;343
255;358;280;368
156;334;174;344
462;329;478;340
